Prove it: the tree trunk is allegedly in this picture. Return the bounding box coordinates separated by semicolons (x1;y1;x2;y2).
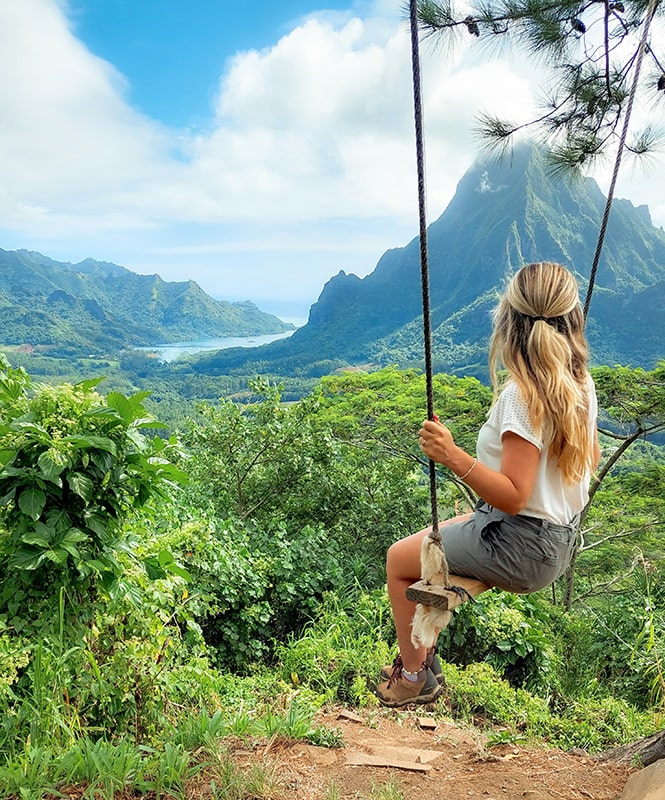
598;729;665;767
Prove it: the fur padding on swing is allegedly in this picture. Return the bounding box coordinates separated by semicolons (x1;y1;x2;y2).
408;576;489;648
408;532;490;648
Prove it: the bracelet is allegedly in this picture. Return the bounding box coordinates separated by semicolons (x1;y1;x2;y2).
458;458;477;482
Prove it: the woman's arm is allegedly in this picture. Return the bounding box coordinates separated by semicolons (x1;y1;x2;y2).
419;420;539;515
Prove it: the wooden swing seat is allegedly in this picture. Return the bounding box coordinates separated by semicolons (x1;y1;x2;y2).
406;575;490;611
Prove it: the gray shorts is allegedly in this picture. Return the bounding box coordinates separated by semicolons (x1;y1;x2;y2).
439;501;578;593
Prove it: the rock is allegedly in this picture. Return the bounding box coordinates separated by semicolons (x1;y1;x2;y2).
620;760;665;800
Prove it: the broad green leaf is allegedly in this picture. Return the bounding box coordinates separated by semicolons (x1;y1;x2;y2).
132;419;167;429
9;421;51;444
20;535;51;550
0;449;17;467
62;434;117;455
129;390;152;404
0;487;17;505
18;487;46;520
90;450;113;474
0;465;28;477
84;511;108;538
157;548;192;581
9;547;49;571
158;548;175;566
165;563;192;582
143;555;166;581
37;451;66;483
61;529;88;546
45;508;72;532
45;548;69;565
74;377;105;391
67;472;94;502
61;543;82;559
86;559;110;573
106;392;135;423
81;406;122;422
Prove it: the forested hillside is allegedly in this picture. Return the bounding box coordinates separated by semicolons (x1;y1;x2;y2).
3;143;662;411
0;248;293;357
193;144;665;382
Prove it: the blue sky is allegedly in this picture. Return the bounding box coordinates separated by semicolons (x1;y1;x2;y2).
68;1;358;129
1;1;663;321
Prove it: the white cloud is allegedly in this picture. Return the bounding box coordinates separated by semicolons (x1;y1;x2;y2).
0;0;172;232
0;0;663;316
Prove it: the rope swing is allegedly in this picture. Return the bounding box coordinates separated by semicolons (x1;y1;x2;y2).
402;0;657;637
405;0;488;647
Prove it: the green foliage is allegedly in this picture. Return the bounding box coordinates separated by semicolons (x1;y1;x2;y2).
316;367;490;462
441;661;550;729
0;630;30;704
592;363;665;433
566;589;665;711
544;696;655;753
182;377;341;524
560;364;665;608
0;249;293;360
149;514;345;671
0;360;663;797
0;361;186;601
312;368;492;562
438;590;559;692
180;372;443;589
439;661;655;751
275;584;394;706
307;725;345;749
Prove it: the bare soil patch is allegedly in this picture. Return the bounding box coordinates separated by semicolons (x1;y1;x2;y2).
230;707;637;800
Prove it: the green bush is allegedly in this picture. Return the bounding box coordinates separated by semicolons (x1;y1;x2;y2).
150;516;345;672
0;357;193;752
439;661;656;751
440;662;551;730
438;590;559;693
0;362;186;618
544;695;656;752
275;585;394;705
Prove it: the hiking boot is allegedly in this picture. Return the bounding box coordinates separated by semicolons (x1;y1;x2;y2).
375;663;442;708
380;650;444;685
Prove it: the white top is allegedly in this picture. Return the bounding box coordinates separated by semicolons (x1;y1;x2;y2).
475;375;598;525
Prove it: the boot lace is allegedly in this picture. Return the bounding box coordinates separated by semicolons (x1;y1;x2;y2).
387;654;404;687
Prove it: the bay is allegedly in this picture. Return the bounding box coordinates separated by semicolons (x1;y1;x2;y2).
137;329;296;363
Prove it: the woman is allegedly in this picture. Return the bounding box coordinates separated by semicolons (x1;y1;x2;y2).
376;262;600;707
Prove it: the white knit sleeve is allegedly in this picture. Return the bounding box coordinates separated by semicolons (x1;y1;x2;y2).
495;382;543;450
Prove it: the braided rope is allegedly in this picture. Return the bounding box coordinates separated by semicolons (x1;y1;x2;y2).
409;0;440;538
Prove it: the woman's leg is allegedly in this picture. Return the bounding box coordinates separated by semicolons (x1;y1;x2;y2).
386;513;473;673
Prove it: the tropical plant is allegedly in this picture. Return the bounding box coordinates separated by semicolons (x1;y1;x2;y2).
563;362;665;607
0;360;186;606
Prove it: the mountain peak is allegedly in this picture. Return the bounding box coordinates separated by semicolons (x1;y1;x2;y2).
196;141;665;379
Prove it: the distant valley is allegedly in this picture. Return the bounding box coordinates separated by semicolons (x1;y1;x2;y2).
1;143;663;401
0;248;293;359
190;143;665;383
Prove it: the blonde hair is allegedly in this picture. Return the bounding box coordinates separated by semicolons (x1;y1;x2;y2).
488;262;593;483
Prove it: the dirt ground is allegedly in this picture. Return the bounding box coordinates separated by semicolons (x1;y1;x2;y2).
229;706;637;800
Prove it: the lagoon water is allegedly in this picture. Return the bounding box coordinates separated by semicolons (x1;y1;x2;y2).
137;329;297;363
